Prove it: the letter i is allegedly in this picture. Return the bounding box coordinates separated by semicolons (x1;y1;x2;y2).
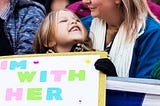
40;71;47;82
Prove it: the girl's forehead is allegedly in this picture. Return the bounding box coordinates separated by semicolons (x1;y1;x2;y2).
58;10;77;18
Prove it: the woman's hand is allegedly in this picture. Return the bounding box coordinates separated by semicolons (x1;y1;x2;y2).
94;58;117;76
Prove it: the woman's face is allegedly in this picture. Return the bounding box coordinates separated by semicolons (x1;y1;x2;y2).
55;10;87;49
82;0;120;19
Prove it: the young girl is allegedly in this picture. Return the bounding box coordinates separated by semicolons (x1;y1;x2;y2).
33;9;92;53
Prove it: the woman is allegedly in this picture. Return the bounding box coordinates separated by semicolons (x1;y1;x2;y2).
82;0;160;78
82;1;160;105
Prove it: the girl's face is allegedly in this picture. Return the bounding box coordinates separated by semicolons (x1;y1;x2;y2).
54;10;87;51
82;0;120;20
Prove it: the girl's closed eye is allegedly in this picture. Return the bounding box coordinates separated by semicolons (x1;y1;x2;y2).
59;19;68;23
76;19;80;22
73;17;80;22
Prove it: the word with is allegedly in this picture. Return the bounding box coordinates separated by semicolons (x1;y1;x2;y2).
17;70;86;83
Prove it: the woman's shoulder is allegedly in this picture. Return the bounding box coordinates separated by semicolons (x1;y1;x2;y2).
81;15;93;31
136;17;160;43
145;16;160;32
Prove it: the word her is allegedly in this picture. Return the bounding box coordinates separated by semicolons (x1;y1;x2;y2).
5;88;62;101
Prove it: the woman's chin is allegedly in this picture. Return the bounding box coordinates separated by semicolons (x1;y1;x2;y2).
91;12;98;18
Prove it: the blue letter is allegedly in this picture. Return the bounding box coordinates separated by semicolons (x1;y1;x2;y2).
46;88;63;100
10;60;27;70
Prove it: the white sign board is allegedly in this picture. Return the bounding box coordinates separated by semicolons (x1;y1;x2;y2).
0;52;106;106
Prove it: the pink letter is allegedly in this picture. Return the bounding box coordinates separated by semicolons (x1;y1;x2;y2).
0;61;7;70
5;88;23;101
50;70;67;82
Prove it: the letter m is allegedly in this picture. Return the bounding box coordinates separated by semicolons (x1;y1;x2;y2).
10;60;27;70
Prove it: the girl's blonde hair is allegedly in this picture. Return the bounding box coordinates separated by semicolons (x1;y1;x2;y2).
33;10;58;53
33;9;91;53
120;0;158;41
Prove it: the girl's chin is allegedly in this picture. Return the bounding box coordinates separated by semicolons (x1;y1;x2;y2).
73;39;85;43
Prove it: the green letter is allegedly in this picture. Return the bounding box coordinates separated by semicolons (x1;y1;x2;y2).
27;88;42;100
18;71;36;82
68;70;85;81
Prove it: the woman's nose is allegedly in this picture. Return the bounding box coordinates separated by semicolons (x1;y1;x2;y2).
82;0;91;4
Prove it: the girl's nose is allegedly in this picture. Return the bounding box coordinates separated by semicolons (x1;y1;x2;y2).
71;19;77;24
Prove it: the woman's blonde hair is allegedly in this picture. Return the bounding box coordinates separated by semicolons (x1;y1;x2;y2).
33;9;91;53
120;0;158;41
